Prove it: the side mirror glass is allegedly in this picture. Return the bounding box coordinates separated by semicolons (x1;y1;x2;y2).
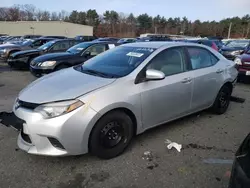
146;69;165;81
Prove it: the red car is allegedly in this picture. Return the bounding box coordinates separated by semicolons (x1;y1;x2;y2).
234;49;250;77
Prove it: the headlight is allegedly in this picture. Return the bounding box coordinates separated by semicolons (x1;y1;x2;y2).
40;61;57;67
234;58;242;65
231;50;242;55
0;49;6;53
34;100;84;119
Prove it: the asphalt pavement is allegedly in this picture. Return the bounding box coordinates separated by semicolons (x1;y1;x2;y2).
0;61;249;188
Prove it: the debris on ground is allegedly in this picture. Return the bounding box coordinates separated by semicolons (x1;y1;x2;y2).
142;151;154;161
203;158;233;164
230;96;245;103
165;139;182;152
146;163;159;170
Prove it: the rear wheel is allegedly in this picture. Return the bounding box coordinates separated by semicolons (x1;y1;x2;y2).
211;85;232;114
89;111;134;159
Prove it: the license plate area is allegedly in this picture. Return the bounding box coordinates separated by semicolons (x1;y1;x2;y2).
0;112;25;131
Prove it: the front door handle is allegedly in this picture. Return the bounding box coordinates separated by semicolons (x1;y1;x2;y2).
181;77;192;83
216;69;223;73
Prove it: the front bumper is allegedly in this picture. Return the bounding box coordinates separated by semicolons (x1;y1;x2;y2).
30;66;54;77
13;103;99;156
8;58;29;69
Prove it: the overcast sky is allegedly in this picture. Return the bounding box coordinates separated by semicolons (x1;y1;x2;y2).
1;0;250;21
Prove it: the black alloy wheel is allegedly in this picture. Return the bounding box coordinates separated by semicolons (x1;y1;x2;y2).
211;85;231;114
89;111;134;159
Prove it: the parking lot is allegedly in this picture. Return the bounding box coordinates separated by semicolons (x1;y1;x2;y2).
0;60;249;188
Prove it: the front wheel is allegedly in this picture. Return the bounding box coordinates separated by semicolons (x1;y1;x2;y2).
211;85;232;114
89;111;134;159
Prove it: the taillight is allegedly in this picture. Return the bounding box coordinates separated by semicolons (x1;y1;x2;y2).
212;43;218;51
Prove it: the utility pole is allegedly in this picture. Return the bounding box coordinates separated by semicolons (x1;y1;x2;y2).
227;22;232;39
154;26;157;34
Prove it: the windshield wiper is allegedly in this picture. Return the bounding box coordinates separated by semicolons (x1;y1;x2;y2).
80;68;116;78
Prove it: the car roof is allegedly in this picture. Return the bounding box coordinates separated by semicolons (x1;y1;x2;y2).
123;41;210;49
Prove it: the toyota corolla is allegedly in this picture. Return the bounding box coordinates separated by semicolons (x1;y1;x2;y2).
12;42;238;159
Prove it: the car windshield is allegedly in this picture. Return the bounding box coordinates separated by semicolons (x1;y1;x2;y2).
67;43;92;54
76;46;155;78
38;41;56;50
226;40;249;48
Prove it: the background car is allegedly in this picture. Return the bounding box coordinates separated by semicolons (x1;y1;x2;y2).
136;36;172;42
0;38;55;60
30;41;118;77
117;38;136;44
7;39;80;69
93;37;120;42
74;35;97;41
229;133;250;188
2;36;22;44
185;39;219;51
220;40;250;60
12;42;237;159
234;49;250;80
40;36;68;39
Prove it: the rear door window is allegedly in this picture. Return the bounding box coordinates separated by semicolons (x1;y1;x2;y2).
187;47;219;70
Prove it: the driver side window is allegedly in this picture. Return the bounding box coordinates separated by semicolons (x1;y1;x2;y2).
147;47;187;76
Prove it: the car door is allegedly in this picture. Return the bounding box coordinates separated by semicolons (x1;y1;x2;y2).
186;46;223;111
139;47;193;128
49;41;70;53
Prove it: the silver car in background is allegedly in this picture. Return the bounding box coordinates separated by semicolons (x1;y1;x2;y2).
13;42;238;159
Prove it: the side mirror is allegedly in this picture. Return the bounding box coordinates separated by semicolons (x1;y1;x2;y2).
146;69;165;81
84;51;91;57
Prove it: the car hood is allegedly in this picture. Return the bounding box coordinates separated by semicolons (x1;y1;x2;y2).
11;49;41;58
18;67;116;104
221;46;245;51
240;53;250;62
33;52;75;62
0;43;16;49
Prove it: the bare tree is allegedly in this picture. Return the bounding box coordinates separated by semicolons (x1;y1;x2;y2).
22;4;36;20
0;7;9;21
51;12;59;21
8;6;20;21
40;11;50;21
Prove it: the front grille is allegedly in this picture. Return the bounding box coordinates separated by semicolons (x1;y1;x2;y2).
18;100;39;110
48;137;65;149
21;130;32;144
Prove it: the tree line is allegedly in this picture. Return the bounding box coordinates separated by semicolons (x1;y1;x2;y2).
0;4;250;38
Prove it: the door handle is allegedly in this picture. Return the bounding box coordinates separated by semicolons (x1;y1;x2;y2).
181;77;192;83
216;69;223;73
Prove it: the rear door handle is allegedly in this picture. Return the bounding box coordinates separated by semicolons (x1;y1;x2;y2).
216;69;223;73
181;77;192;83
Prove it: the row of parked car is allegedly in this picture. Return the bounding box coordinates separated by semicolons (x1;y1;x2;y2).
1;34;249;79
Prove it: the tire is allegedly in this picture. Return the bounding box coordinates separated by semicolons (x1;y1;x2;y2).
211;85;232;114
55;64;69;71
89;111;134;159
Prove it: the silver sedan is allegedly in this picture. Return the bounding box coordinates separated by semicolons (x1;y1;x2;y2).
13;42;238;159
